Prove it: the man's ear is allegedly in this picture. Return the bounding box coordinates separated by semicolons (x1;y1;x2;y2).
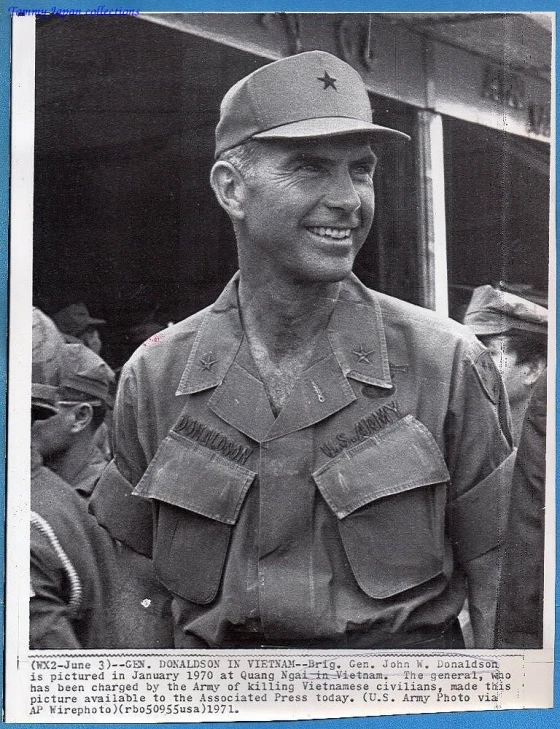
210;161;246;221
526;357;547;387
70;403;94;434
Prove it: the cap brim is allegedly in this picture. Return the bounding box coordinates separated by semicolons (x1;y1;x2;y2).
467;322;511;337
467;321;549;337
31;383;59;415
465;313;548;337
253;116;410;142
32;403;58;420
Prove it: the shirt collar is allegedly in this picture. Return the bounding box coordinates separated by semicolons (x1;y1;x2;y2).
176;272;393;396
327;274;393;389
176;274;244;396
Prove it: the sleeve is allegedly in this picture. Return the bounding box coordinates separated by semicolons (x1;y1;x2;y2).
30;520;82;650
445;343;514;564
495;371;547;648
89;364;155;557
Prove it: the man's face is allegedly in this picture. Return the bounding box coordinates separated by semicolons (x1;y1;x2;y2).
482;335;531;407
81;327;102;355
238;136;376;284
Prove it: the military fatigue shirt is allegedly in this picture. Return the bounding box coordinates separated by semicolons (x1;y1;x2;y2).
31;450;118;649
57;444;175;649
58;441;108;498
91;274;512;648
495;371;547;649
31;449;174;650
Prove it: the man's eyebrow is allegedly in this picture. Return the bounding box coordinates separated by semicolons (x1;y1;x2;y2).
287;151;329;165
353;153;378;167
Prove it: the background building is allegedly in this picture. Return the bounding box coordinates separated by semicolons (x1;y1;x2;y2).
33;13;552;367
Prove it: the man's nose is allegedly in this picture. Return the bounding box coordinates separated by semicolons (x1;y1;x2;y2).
323;170;361;213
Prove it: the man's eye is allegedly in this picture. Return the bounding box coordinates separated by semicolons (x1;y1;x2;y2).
297;163;322;172
353;165;375;176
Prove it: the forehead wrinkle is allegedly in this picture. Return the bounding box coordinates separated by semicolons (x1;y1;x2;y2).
274;149;378;172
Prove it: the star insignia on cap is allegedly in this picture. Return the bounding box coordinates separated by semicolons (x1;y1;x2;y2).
199;353;218;371
317;70;337;90
352;345;375;364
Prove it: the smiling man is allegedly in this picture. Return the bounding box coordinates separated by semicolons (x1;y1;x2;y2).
91;51;513;649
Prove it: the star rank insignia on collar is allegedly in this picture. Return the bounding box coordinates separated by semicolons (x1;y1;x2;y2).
352;345;375;364
199;352;218;371
317;70;337;90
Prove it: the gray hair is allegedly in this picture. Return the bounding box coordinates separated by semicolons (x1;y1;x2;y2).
216;139;266;178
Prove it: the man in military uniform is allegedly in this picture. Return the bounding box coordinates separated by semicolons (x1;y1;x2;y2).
495;370;547;649
464;285;547;444
53;302;105;356
30;308;118;648
91;51;512;649
32;342;115;496
31;309;174;649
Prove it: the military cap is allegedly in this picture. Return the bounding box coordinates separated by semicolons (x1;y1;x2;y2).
32;307;66;413
52;302;105;338
61;343;115;408
215;50;410;156
464;285;548;337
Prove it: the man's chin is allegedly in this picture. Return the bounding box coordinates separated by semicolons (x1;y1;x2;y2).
308;261;355;283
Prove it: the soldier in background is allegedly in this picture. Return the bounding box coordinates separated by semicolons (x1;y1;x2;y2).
464;285;547;444
33;342;114;497
495;369;547;648
464;286;548;648
31;309;174;649
52;302;105;356
30;308;118;648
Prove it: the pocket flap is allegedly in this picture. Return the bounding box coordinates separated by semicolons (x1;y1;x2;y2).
132;431;256;524
312;415;450;519
90;460;154;557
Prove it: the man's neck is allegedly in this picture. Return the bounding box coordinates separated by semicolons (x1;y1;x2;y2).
46;437;96;489
237;272;344;415
238;274;342;361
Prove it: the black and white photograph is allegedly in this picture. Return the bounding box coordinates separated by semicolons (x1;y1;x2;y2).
6;10;555;721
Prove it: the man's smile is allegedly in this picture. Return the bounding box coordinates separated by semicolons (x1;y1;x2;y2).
307;226;354;240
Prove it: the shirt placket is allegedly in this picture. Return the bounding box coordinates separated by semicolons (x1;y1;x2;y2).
258;430;317;642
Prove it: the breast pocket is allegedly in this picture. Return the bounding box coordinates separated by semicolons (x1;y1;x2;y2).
132;431;256;604
312;415;450;599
